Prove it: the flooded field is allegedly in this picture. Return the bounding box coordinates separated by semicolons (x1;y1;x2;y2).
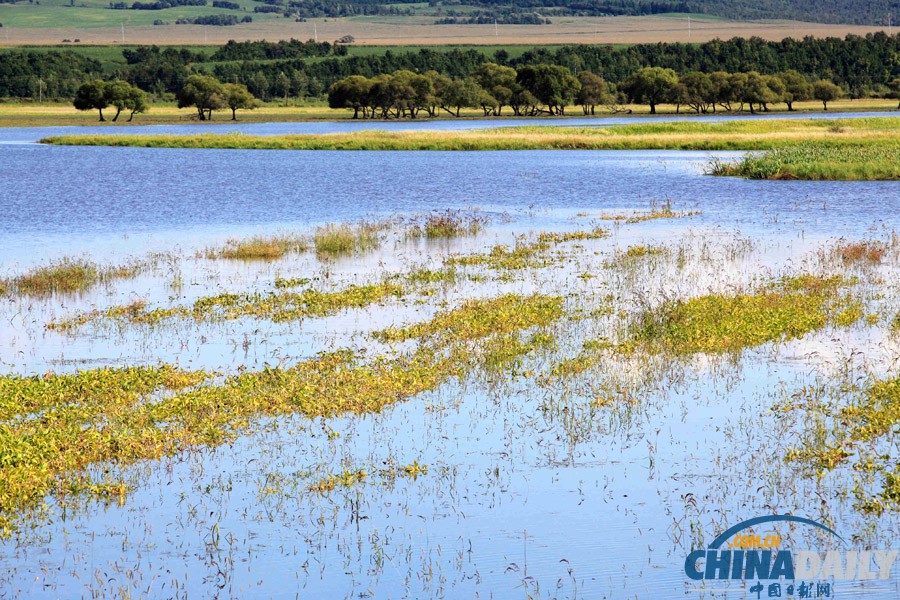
1;131;900;598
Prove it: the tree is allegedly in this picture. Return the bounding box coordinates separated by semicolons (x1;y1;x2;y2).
328;75;371;119
223;83;257;120
177;74;226;120
104;80;135;122
275;71;291;102
679;72;714;113
516;64;580;115
813;80;843;110
708;71;733;112
887;78;900;109
473;62;517;115
740;71;779;114
124;85;147;122
623;67;678;114
440;78;484;117
778;70;813;111
575;71;611;115
73;80;109;121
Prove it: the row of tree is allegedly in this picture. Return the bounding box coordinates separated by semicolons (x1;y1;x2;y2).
622;67;851;113
327;64;878;119
73;80;147;121
5;34;899;105
73;75;259;120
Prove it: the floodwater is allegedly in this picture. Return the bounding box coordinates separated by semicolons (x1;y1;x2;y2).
1;120;900;599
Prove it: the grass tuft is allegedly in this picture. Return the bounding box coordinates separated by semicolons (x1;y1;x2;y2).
206;235;306;261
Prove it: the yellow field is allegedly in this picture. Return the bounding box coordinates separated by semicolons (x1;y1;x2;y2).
0;15;889;46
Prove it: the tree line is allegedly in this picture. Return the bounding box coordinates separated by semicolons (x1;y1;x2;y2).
73;74;260;120
327;64;878;119
2;34;899;105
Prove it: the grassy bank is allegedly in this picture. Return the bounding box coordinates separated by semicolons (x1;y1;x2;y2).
41;117;900;180
2;98;897;128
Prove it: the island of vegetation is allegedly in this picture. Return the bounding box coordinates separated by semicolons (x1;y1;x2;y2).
41;117;900;181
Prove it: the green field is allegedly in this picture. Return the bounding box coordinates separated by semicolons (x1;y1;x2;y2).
0;0;282;29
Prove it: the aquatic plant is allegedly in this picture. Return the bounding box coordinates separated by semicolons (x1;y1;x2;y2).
314;223;381;257
410;210;485;239
373;294;563;344
206;235;306;261
447;240;551;271
537;227;608;243
48;281;406;330
2;258;145;297
630;275;852;355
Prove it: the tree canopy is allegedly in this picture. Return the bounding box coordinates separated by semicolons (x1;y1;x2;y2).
177;75;226;120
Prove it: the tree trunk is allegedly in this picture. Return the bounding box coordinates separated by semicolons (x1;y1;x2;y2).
232;108;237;120
649;102;656;114
823;101;828;110
111;107;121;122
128;110;136;122
98;109;105;122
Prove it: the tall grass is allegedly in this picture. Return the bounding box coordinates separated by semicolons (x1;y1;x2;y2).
1;258;145;297
40;117;900;154
206;235;306;261
313;223;381;257
708;143;900;180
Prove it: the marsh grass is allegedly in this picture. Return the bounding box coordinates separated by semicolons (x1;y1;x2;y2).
834;240;888;265
537;227;608;244
410;210;485;239
708;142;900;180
629;274;853;355
1;258;145;297
786;376;900;513
604;244;666;268
599;199;700;224
448;240;552;270
3;290;567;533
39;117;900;154
373;294;563;343
49;281;406;331
314;223;381;257
206;235;306;261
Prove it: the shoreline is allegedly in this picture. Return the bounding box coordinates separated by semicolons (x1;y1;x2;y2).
1;98;897;129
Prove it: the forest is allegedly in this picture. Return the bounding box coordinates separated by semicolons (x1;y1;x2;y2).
0;34;898;102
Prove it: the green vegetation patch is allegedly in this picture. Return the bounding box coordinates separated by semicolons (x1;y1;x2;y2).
313;223;381;257
2;289;566;533
447;240;551;270
48;281;405;330
205;235;306;261
374;293;563;343
630;275;852;355
785;376;900;514
708;142;900;181
409;210;485;239
1;258;145;297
